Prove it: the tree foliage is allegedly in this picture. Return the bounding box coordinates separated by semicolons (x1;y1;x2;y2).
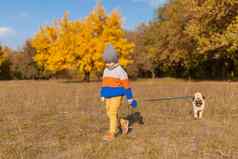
31;4;134;81
2;1;238;80
129;0;238;79
9;40;42;79
0;45;9;66
0;45;12;79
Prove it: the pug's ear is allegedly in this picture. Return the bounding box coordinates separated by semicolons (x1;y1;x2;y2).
192;97;195;101
202;96;205;100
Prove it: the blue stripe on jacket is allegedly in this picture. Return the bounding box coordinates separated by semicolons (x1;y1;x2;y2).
100;87;133;100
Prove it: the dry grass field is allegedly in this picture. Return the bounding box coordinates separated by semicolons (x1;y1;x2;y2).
0;78;238;159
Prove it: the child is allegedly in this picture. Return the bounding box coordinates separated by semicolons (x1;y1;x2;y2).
100;44;137;142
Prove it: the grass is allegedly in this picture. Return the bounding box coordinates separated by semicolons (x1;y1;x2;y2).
0;79;238;159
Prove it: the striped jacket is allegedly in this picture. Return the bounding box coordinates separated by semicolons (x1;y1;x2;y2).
100;64;134;102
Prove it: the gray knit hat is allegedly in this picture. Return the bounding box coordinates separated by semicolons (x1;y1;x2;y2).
103;44;118;63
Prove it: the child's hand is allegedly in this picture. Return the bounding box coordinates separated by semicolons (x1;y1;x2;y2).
129;99;138;108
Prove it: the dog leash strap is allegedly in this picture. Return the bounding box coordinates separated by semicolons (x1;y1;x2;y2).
144;96;194;102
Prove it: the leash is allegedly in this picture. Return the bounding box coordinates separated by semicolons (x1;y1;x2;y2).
101;96;194;119
127;103;130;117
126;96;194;116
144;96;194;102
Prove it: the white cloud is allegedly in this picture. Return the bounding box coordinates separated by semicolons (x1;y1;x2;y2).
0;27;16;37
132;0;165;8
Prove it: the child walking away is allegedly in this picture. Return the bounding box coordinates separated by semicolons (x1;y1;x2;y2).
100;44;138;142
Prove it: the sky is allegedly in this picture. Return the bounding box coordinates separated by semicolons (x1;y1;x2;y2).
0;0;166;50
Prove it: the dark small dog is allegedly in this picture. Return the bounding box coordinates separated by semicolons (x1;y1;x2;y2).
126;112;144;126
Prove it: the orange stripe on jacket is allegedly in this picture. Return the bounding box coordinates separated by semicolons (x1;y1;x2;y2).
103;77;130;88
120;79;129;88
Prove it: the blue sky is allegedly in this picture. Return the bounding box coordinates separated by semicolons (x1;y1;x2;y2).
0;0;166;50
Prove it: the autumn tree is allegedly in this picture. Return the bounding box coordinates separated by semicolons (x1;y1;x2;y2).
126;24;159;78
0;45;12;79
9;40;42;79
186;0;238;79
132;0;197;78
0;45;9;66
31;4;134;81
131;0;238;79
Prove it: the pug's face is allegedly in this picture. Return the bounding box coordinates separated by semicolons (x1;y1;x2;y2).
194;92;205;107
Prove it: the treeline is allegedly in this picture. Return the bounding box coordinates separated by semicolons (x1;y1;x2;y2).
0;41;86;80
1;0;238;80
0;41;48;80
128;0;238;80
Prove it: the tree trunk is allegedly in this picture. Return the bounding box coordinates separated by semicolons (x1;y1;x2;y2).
151;69;156;79
83;72;90;82
95;71;102;81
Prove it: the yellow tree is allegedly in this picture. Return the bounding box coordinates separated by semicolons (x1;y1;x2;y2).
0;45;9;66
31;23;59;72
31;4;134;81
0;45;12;79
